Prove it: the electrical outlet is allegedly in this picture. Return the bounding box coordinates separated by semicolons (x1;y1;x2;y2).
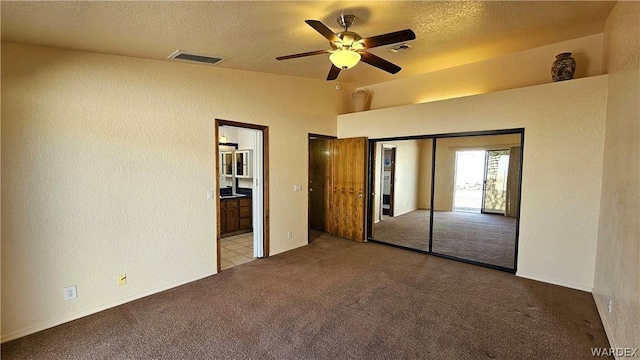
64;285;77;301
118;274;127;286
287;231;292;239
207;190;214;200
608;299;613;313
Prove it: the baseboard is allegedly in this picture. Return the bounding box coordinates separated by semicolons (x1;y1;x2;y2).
1;271;217;343
593;294;619;356
270;241;307;256
516;271;593;292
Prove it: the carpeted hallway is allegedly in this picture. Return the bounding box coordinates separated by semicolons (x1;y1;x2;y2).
1;232;609;359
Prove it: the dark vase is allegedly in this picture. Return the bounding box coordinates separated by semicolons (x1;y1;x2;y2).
551;52;576;82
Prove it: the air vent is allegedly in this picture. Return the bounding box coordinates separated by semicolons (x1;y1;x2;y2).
168;50;227;65
389;44;412;53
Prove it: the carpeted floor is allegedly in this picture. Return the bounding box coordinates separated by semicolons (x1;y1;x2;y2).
374;210;516;269
2;231;610;359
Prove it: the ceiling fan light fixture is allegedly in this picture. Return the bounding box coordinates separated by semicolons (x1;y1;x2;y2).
329;49;361;70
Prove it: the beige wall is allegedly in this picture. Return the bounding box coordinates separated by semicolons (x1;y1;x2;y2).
359;34;603;110
433;134;521;211
374;139;432;219
417;139;433;209
338;75;608;291
0;42;351;341
380;140;421;217
594;1;640;351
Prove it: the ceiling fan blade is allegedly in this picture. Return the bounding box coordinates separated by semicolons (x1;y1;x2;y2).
305;20;341;43
359;52;402;74
327;64;341;81
361;29;416;49
276;49;329;61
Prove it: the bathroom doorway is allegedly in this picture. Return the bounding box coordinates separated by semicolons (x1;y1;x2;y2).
215;119;269;271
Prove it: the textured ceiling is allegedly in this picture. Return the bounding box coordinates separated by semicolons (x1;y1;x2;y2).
1;1;616;86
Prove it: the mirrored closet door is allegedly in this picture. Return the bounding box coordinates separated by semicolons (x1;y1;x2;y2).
368;130;523;272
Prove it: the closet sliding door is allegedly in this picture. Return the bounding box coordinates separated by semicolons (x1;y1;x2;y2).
431;133;522;271
371;139;433;252
367;130;523;272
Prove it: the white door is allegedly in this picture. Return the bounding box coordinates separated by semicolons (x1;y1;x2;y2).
252;130;265;258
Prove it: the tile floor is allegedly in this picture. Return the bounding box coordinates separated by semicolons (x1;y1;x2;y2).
220;232;255;270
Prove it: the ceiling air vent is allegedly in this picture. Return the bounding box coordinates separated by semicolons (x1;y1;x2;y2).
168;50;227;66
389;44;412;53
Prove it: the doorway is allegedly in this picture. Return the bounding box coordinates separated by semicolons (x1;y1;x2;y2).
308;135;368;243
215;119;269;272
453;149;512;214
308;134;334;237
453;150;487;213
381;145;397;217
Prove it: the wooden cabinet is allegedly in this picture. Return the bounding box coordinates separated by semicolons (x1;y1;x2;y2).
239;197;252;231
220;199;227;234
220;196;252;237
226;200;239;233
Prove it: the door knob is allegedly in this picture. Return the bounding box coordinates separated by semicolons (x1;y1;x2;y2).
309;188;314;192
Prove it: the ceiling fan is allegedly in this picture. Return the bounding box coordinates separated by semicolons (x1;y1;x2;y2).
276;15;416;81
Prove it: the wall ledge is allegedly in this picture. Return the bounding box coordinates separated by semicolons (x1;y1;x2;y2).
340;74;610;118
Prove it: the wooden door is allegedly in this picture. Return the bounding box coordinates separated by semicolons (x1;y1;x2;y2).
330;137;368;242
309;139;331;232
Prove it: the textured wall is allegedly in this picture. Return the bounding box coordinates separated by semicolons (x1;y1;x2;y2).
594;1;640;350
384;140;420;217
1;42;349;341
358;33;604;110
417;139;433;210
338;76;608;291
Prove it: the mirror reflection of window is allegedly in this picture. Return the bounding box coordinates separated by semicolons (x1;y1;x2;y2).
433;134;521;270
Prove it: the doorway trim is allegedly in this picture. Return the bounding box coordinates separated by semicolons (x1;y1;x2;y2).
307;133;337;242
381;145;397;217
215;119;270;272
